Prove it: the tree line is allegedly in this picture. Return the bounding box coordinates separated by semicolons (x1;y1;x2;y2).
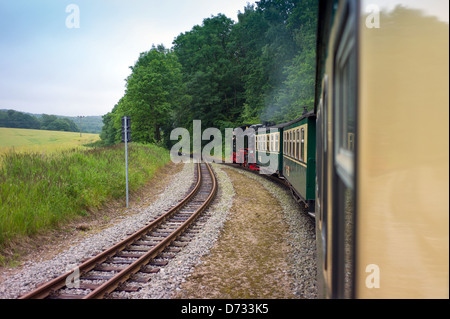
0;110;80;133
100;0;318;148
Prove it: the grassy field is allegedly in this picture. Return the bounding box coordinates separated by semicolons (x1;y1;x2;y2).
0;129;171;250
0;127;100;154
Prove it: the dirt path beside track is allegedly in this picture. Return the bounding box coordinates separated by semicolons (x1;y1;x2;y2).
174;167;298;299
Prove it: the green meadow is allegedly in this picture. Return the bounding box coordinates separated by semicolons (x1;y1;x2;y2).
0;128;171;249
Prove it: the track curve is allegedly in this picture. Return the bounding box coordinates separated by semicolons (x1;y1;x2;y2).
19;162;217;299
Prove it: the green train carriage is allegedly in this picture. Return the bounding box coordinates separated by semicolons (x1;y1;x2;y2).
255;123;283;176
281;112;316;215
254;111;316;215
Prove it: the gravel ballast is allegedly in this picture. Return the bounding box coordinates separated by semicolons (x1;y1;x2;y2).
0;162;317;299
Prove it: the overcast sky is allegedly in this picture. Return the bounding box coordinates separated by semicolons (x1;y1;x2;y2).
0;0;256;117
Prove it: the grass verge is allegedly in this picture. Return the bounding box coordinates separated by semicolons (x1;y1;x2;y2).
0;143;170;248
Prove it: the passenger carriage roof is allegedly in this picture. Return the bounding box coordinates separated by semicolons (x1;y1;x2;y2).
258;111;316;131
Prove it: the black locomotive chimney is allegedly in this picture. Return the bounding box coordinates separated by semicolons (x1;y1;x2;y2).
302;105;308;116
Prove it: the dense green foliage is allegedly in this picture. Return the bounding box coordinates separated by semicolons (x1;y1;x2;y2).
101;46;185;148
101;0;318;146
0;110;103;134
39;114;79;132
0;110;42;130
0;143;170;246
0;110;80;133
63;116;103;134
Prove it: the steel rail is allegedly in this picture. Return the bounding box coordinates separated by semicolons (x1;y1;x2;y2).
19;162;208;300
84;162;217;299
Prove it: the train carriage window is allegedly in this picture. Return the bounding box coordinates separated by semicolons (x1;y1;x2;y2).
293;129;296;160
335;14;357;186
286;132;289;156
287;132;289;156
292;131;295;158
289;131;294;157
270;135;274;152
291;131;293;158
291;131;294;157
296;129;300;160
274;134;276;152
276;133;279;152
284;132;289;156
291;131;295;157
288;131;291;157
274;133;280;153
286;132;288;156
293;130;296;159
301;128;305;162
286;132;291;156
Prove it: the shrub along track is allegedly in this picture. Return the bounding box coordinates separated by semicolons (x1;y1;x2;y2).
18;162;217;299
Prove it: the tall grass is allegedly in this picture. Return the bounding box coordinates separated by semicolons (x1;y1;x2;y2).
0;143;170;246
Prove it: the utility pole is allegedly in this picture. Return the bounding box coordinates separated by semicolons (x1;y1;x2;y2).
122;117;131;209
78;116;85;137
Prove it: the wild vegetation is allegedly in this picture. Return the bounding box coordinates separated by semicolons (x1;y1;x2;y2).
0;143;170;247
100;0;318;148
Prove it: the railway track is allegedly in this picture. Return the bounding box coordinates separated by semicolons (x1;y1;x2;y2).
19;162;217;299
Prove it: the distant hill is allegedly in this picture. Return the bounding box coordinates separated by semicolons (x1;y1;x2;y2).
0;109;103;134
35;114;104;134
